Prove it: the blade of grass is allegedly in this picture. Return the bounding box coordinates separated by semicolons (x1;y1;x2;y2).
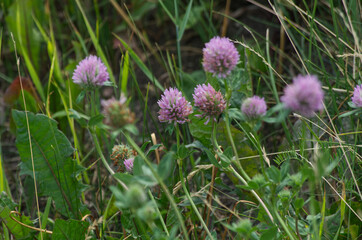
40;197;52;230
15;4;45;101
0;141;11;196
158;0;176;24
0;28;3;57
178;0;193;41
46;54;56;117
113;33;164;91
65;12;88;55
121;51;129;96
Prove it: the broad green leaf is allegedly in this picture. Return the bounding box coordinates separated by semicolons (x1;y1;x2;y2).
13;110;88;218
188;114;213;147
51;219;89;240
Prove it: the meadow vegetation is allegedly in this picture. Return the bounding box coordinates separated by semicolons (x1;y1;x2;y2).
0;0;361;239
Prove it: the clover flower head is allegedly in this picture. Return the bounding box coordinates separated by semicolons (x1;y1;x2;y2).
193;83;226;124
111;144;137;173
124;158;134;173
241;96;267;118
202;36;240;78
101;95;135;128
157;88;193;124
351;84;362;107
281;75;324;117
72;55;109;87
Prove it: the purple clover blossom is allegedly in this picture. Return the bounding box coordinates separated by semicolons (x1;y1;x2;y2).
241;96;267;119
124;158;134;173
193;83;226;124
281;75;324;117
158;88;193;124
351;84;362;107
72;55;109;87
202;36;240;78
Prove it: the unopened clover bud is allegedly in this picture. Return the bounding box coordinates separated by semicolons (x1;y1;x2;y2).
101;96;135;128
126;184;147;208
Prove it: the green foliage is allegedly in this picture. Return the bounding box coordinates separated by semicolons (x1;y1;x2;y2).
1;0;361;239
13;110;87;218
51;219;89;240
0;193;34;239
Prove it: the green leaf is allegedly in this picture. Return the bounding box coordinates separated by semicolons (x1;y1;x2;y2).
223;68;252;108
113;173;135;186
286;216;309;236
88;114;104;127
76;90;86;104
133;155;145;176
260;227;278;240
177;144;189;159
188;114;213;147
13;110;88;218
217;152;231;168
51;219;89;240
158;152;176;180
204;148;221;168
266;166;281;183
0;206;34;239
177;0;193;40
294;198;305;210
338;109;360;118
0;192;34;239
5;1;45;101
146;144;162;155
248;181;259;190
